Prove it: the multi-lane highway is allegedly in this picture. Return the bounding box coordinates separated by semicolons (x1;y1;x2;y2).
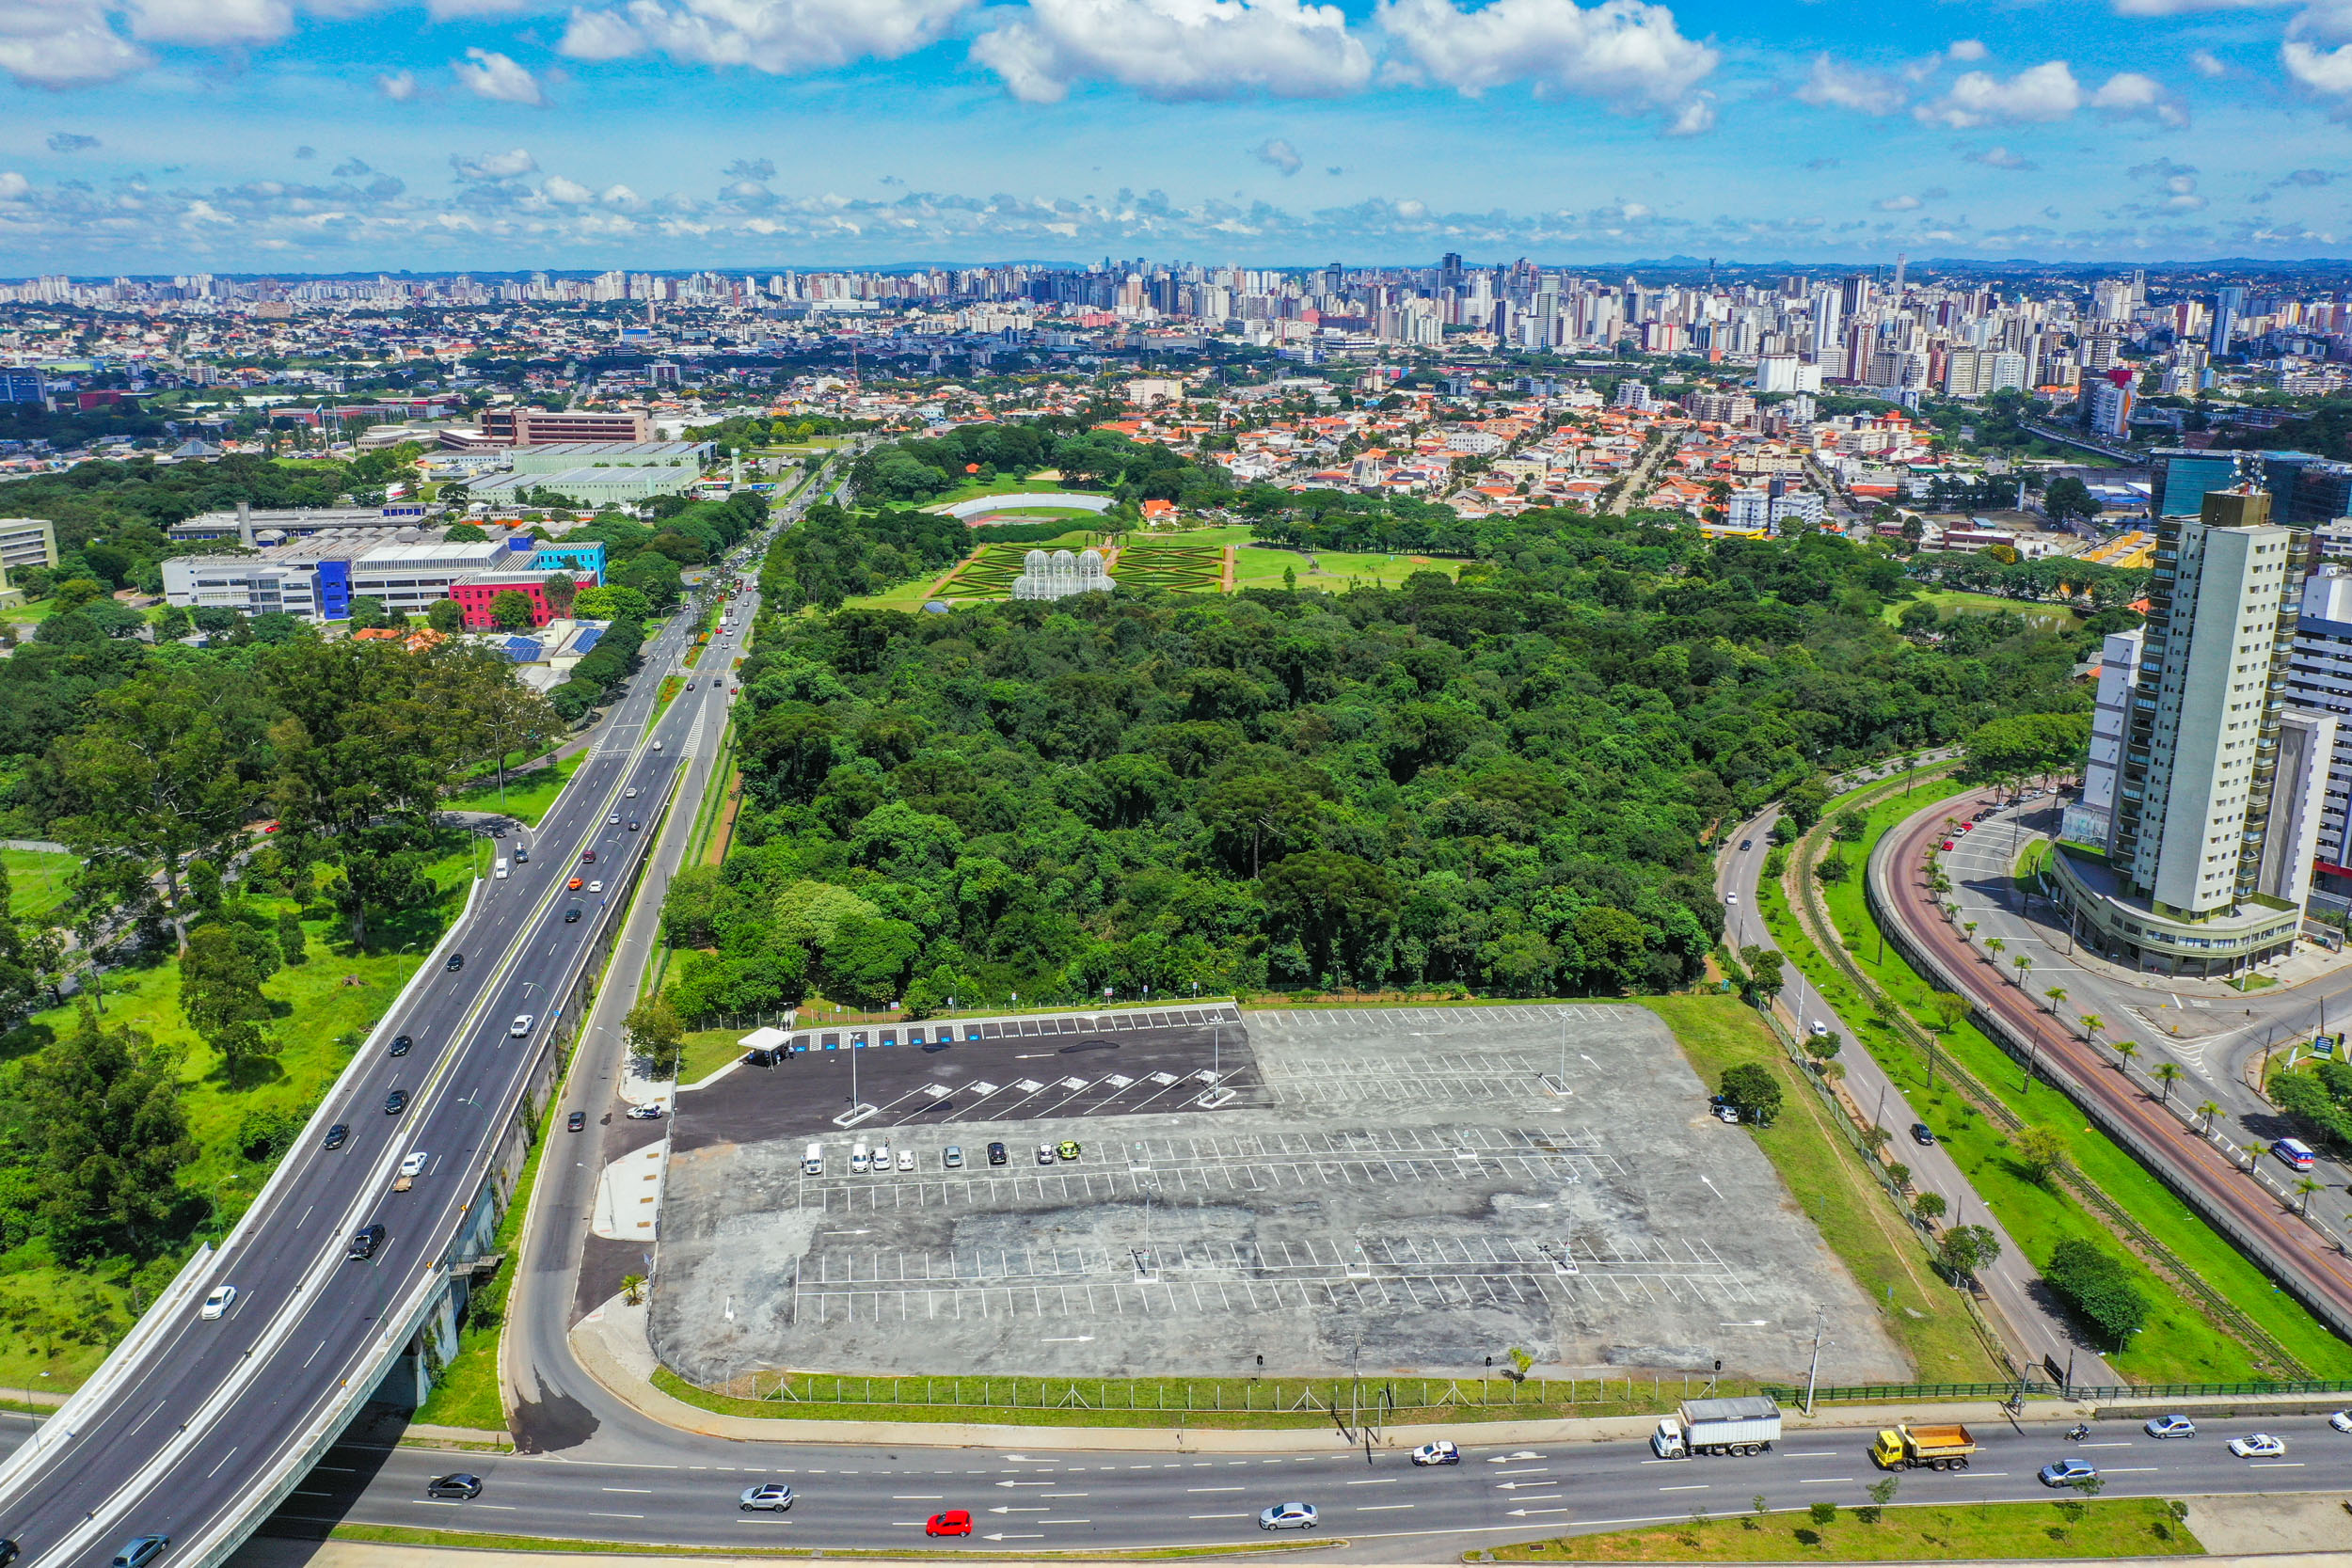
265;1410;2352;1555
0;525;779;1568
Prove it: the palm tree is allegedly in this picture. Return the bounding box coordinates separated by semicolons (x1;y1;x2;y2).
2243;1141;2271;1173
2197;1099;2222;1133
1963;921;1979;944
2079;1013;2106;1050
2152;1061;2184;1104
1986;935;2005;965
2012;953;2032;989
2044;985;2068;1016
2294;1177;2323;1215
2115;1039;2140;1074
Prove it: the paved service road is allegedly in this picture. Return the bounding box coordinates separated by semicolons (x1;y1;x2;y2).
262;1414;2352;1556
0;528;779;1568
1716;767;2122;1386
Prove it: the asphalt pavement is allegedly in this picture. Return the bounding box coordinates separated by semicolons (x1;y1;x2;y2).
256;1410;2352;1557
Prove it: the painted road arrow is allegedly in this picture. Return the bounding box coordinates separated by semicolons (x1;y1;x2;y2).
1506;1507;1572;1517
982;1534;1043;1542
989;1507;1046;1514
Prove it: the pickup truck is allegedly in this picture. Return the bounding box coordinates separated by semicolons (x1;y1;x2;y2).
1650;1396;1781;1458
1870;1423;1977;1471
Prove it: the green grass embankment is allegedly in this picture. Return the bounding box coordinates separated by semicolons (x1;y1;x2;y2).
1495;1497;2197;1561
1782;781;2352;1382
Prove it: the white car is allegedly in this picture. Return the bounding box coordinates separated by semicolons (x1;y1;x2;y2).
1409;1440;1460;1465
1724;892;1737;904
2331;1410;2352;1433
1714;1105;1741;1124
625;786;639;799
896;1148;915;1172
510;1014;533;1037
400;1151;429;1178
871;1141;892;1169
1258;1502;1318;1531
626;1102;663;1121
588;879;603;894
199;1284;237;1321
608;814;621;825
2227;1433;2286;1458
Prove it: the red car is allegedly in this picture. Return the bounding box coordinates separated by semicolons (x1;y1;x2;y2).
1939;839;1954;850
1960;822;1975;832
925;1511;973;1538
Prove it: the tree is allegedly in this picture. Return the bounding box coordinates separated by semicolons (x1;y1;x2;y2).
1912;1191;1947;1224
1731;944;1785;1006
1803;1030;1841;1068
1935;1223;2001;1285
2043;476;2100;529
277;909;308;967
2114;1039;2139;1073
488;589;537;630
346;594;390;631
426;597;466;634
449;648;563;812
1985;935;2004;963
2012;1125;2072;1185
2042;1237;2150;1346
181;921;276;1075
2043;985;2066;1015
1720;1062;1783;1125
2011;953;2032;988
2078;1012;2105;1049
544;570;579;618
1260;850;1399;986
2152;1061;2184;1103
42;663;271;947
2197;1099;2221;1132
623;993;684;1079
2294;1176;2324;1215
19;1006;195;1261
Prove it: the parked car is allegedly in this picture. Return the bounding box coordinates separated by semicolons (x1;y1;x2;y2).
425;1474;483;1499
988;1142;1009;1165
1258;1502;1319;1531
199;1285;236;1321
944;1145;964;1168
2227;1433;2286;1458
1057;1139;1081;1161
2144;1414;2197;1439
1410;1440;1460;1465
627;1102;663;1120
739;1484;794;1512
925;1511;973;1538
1036;1143;1057;1165
896;1148;915;1172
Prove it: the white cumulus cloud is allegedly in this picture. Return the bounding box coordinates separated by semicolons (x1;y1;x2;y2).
2189;48;2227;76
1915;60;2080;128
1796;54;1905;114
378;68;419;99
451;147;538;179
1377;0;1716;114
974;0;1374;103
1252;136;1304;174
2111;0;2292;13
129;0;291;45
453;46;547;103
0;1;151;88
0;172;29;199
1947;39;1986;62
561;0;975;74
544;174;596;202
2090;71;2188;126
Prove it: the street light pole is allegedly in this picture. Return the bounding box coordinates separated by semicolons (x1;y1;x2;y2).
1802;1306;1833;1417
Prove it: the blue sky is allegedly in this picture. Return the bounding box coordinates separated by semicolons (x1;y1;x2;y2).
0;0;2347;273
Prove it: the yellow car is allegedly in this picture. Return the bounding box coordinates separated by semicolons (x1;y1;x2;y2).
1056;1140;1081;1162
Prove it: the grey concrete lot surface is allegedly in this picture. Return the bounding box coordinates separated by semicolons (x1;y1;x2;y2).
650;1002;1905;1387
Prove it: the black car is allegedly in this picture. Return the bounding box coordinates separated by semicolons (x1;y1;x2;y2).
425;1473;483;1499
347;1223;385;1260
567;1110;586;1132
325;1123;349;1150
1910;1122;1937;1146
446;952;464;972
628;819;640;832
564;907;581;923
987;1141;1009;1166
0;1537;20;1568
385;1088;408;1116
389;1034;412;1057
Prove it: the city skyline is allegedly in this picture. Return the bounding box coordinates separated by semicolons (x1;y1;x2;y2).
1;1;2350;271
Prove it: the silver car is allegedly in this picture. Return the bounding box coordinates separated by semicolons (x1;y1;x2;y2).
739;1483;794;1512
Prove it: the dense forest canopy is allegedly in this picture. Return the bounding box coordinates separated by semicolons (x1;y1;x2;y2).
850;423;1229;508
661;515;2088;1022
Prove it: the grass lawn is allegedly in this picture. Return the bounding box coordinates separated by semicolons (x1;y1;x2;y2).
3;847;76;918
1884;590;2081;633
442;752;580;828
1234;544;1457;594
0;837;478;1390
923;472;1070;507
1645;996;2000;1383
1494;1497;2196;1561
4;598;59;626
678;1026;748;1085
414;1110;549;1432
1788;782;2352;1382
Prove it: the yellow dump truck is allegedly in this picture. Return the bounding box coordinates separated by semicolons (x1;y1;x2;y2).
1870;1423;1978;1471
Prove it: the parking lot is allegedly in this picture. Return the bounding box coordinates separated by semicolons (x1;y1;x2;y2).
650;1005;1906;1386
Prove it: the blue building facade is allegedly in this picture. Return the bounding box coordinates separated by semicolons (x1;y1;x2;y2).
531;540;606;584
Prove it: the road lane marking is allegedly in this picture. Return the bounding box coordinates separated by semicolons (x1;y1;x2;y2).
2249;1462;2305;1468
1659;1484;1708;1492
1798;1478;1854;1484
205;1446;240;1479
1345;1478;1397;1485
1188;1513;1247;1520
1355;1504;1416;1511
1186;1487;1243;1493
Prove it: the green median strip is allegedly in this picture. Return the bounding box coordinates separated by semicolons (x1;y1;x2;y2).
1488;1497;2199;1561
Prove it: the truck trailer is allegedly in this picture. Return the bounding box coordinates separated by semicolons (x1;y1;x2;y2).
1869;1423;1978;1471
1650;1396;1782;1458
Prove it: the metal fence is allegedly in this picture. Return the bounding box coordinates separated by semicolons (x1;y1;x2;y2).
702;1371;1739;1414
1776;1378;2352;1404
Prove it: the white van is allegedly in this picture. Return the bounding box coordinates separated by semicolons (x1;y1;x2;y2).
493;857;509;879
850;1142;870;1174
803;1143;824;1176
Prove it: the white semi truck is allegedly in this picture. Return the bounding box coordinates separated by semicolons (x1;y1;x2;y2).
1650;1396;1783;1458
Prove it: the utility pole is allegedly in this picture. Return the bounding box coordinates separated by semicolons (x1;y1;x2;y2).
1803;1305;1834;1417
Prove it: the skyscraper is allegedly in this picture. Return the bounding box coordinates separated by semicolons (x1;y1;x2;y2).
2210;284;2247;356
2055;480;2331;974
